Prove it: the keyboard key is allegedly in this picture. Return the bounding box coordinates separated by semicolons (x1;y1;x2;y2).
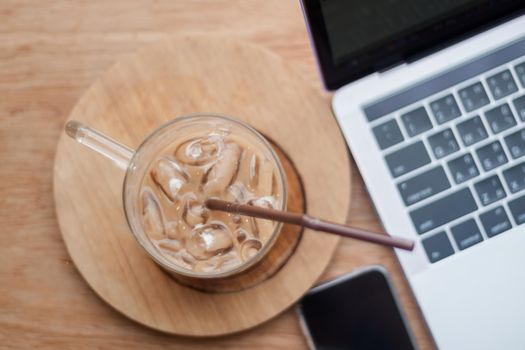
372;119;404;150
422;231;454;263
447;153;479;184
410;188;477;234
451;219;483;250
513;95;525;121
484;103;516;134
456;116;488;147
476;141;508;171
397;166;450;206
508;194;525;224
458;82;490;112
504;128;525;159
486;69;518;99
427;128;459;159
401;107;433;137
503;162;525;193
430;94;461;124
384;141;431;178
514;61;525;88
474;175;506;206
479;206;512;237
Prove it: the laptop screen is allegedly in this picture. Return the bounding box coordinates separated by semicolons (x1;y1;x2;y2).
323;0;478;66
302;0;525;90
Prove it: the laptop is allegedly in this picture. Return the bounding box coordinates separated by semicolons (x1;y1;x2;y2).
300;1;525;349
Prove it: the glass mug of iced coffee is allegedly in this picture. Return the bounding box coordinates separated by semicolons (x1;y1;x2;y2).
65;115;287;279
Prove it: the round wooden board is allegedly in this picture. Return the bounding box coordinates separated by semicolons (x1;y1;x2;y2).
53;36;351;336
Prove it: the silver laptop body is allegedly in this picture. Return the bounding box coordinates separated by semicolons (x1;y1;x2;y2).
307;6;525;349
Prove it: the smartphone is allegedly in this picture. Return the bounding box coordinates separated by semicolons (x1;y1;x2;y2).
296;266;417;350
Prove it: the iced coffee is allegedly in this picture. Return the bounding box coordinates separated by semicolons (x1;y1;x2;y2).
139;128;283;275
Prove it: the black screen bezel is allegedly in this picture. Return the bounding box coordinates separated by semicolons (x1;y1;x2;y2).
301;0;525;90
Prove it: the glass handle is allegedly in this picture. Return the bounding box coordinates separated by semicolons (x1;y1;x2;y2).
65;120;135;170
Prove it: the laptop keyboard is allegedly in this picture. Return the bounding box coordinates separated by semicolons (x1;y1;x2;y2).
369;52;525;264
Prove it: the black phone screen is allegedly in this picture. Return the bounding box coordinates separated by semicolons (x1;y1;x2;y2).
298;268;416;350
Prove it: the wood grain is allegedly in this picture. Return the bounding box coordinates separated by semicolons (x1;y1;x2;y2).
0;0;434;348
53;37;349;336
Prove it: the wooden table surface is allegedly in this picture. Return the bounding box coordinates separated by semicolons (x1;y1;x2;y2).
0;1;434;349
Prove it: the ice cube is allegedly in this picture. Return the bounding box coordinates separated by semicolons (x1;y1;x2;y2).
248;154;259;189
255;218;274;241
250;158;278;240
247;196;277;240
240;239;262;261
196;250;242;273
175;133;224;166
182;195;209;227
165;221;180;240
203;142;241;195
150;157;188;202
196;256;221;273
158;240;182;253
141;189;165;240
179;250;197;268
249;196;277;209
248;217;259;238
232;214;242;224
186;221;233;260
226;181;249;203
255;158;274;196
232;216;260;238
219;250;242;271
234;228;250;244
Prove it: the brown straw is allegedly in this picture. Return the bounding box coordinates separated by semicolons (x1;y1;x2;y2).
205;199;415;251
